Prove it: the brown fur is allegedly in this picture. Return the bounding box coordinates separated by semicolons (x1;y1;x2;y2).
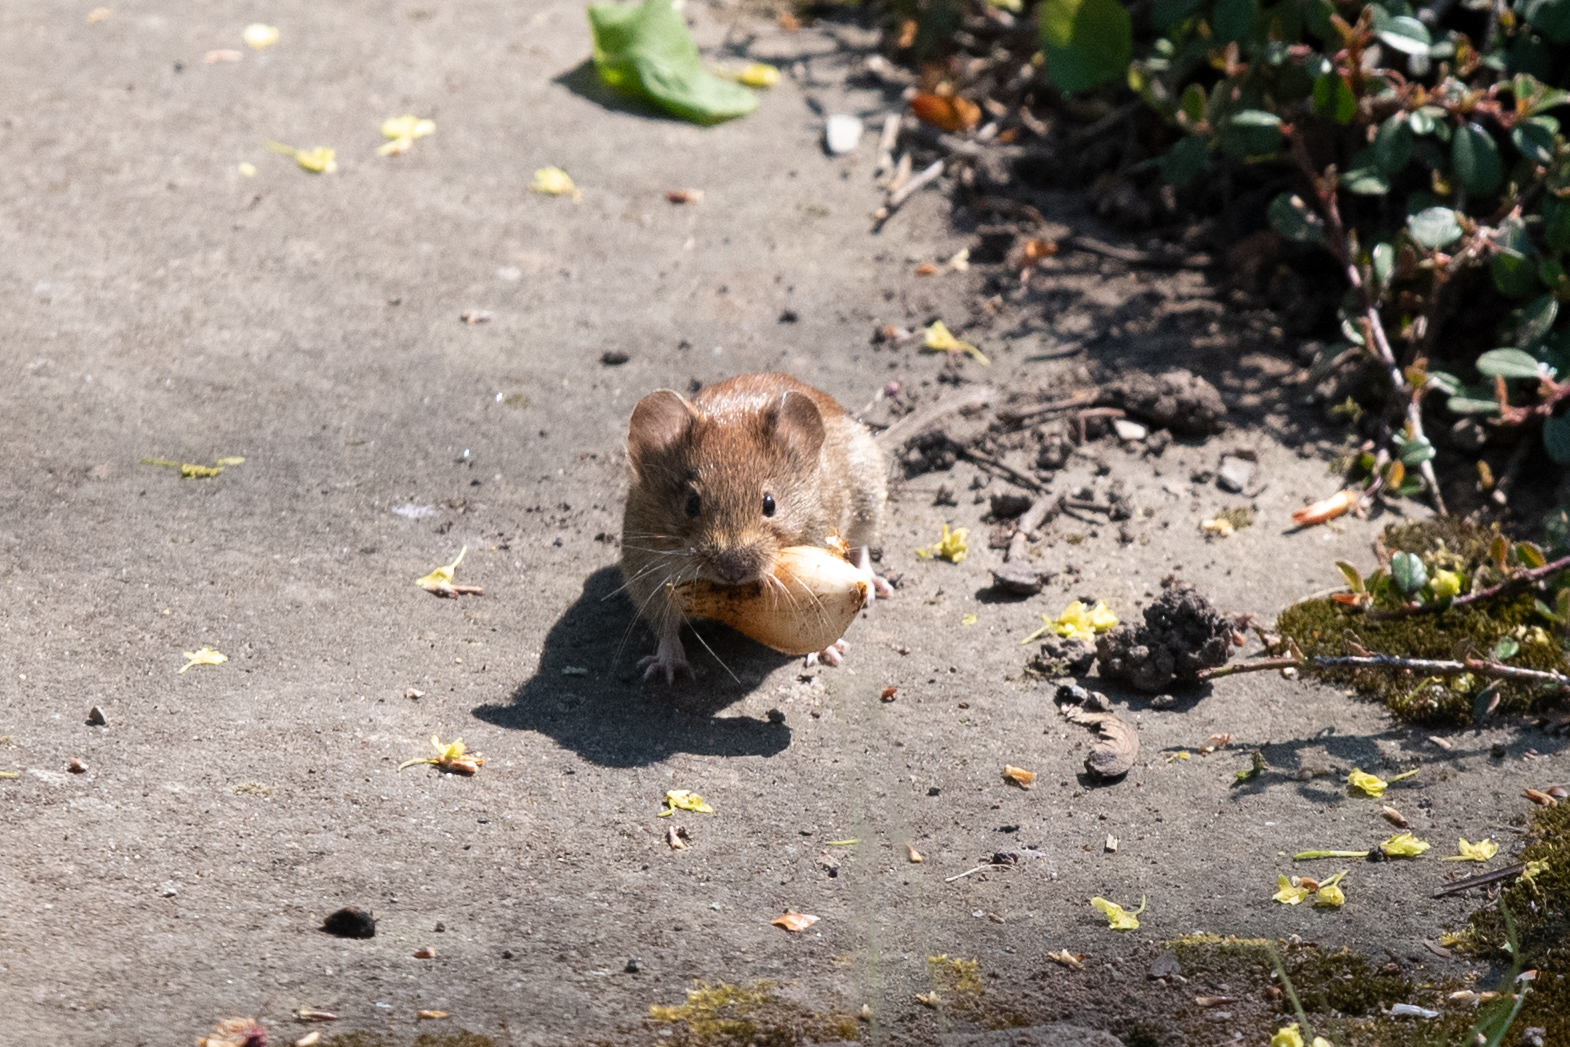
620;373;886;677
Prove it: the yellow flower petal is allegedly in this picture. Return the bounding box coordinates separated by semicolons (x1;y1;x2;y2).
381;115;436;140
737;62;780;88
915;523;968;563
1273;874;1312;905
243;23;280;50
416;546;467;592
532;167;582;201
1271;1025;1304;1047
961;613;978;626
1442;837;1499;862
1313;871;1347;908
1090;895;1145;930
1347;769;1389;797
922;321;989;366
1379;832;1431;858
658;789;713;817
178;647;226;674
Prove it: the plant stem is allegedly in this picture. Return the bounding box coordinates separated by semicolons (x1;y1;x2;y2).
1288;133;1447;515
1199;651;1570;690
1365;552;1570;620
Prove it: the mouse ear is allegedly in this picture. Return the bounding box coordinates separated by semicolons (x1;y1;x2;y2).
627;390;697;477
773;390;826;464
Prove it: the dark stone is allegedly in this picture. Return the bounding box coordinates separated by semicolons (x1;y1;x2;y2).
625;956;642;973
778;309;799;323
599;350;629;366
1101;369;1226;437
992;561;1045;597
1148;951;1182;980
928;786;941;796
1030;639;1095;677
766;708;785;724
989;491;1034;519
86;706;107;726
1096;582;1233;692
322;907;377;939
1216;455;1256;493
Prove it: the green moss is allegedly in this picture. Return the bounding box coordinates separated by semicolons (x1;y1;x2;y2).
1465;802;1570;1046
1276;520;1569;725
646;980;861;1046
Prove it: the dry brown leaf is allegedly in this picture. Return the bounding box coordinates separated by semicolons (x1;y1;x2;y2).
881;686;898;702
1382;804;1410;828
772;911;819;932
910;93;980;132
1525;788;1558;806
665;189;703;204
1002;764;1036;789
1046;949;1085;969
905;842;924;863
417;1010;450;1020
297;1007;338;1021
1291;489;1357;527
1198;733;1231;753
666;825;689;850
1195;995;1235;1007
914;263;937;276
413;946;436;959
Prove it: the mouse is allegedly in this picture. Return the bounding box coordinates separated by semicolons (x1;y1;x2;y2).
620;372;891;683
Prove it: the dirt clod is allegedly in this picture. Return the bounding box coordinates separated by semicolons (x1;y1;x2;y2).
993;561;1046;597
1101;369;1226;437
1096;583;1232;692
321;907;377;939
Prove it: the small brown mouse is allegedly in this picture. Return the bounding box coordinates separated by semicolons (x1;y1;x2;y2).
621;372;890;682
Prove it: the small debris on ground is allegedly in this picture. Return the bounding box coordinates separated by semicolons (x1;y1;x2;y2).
321;907;376;938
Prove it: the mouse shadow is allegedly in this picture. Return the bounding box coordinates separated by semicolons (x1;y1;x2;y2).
552;60;688;123
473;565;798;767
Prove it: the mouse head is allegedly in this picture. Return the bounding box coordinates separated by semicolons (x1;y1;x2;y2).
626;387;825;586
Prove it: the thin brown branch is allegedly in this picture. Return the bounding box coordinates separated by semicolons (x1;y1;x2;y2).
1365;552;1570;621
1200;650;1570;691
958;447;1047;493
1432;862;1528;897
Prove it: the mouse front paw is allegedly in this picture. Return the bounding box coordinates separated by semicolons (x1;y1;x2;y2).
639;650;693;684
804;639;848;669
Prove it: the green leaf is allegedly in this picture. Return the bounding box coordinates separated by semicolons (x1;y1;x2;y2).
1268;192;1325;243
1512;118;1558;164
1427;369;1460;395
1372;242;1395;286
1180;82;1206;125
1336;560;1366;593
587;0;758;124
1220;109;1283;158
1477;347;1546;379
1160;135;1212;186
1452;122;1503;194
1214;0;1259;43
1375;115;1414;173
1039;0;1134;93
1407;206;1462;249
1397;434;1436;466
1492;216;1541;298
1545;197;1570;252
1372;9;1432;53
1152;0;1204;29
1492;637;1521;661
1301;0;1335;40
1448;386;1502;415
1515;73;1570;116
1410;109;1436;135
1516;294;1559;348
1518;541;1548;568
1343;167;1390;194
1313;73;1357;125
1522;0;1570;43
1545;413;1570;463
1391;551;1428;596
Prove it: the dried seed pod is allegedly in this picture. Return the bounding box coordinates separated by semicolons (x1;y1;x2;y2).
668;545;868;656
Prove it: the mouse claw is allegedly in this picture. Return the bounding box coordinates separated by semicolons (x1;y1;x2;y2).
804;639;847;669
854;547;894;605
638;651;693;684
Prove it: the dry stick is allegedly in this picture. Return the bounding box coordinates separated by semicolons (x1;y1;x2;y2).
1365;552;1570;621
959;447;1047;493
1200;652;1570;689
1288;135;1446;516
1005;495;1055;563
874;385;998;454
1432;862;1528;897
875;158;944;224
996;390;1098;427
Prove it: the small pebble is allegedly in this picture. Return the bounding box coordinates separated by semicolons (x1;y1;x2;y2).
1149;694;1176;710
413;947;436;959
824;114;863;155
86;706;107;726
68;758;88;773
434;921;446;932
766;708;785;724
625;956;642;973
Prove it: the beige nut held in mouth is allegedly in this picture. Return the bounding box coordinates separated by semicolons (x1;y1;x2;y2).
667;544;868;656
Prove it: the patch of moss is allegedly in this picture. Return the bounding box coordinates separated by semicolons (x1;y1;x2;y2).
927;954;983;996
1284;948;1418;1016
1276;519;1569;725
1464;801;1570;1047
647;980;860;1046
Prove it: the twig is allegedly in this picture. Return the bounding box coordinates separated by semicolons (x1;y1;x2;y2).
996;390;1098;427
945;864;992;882
1432;862;1527;897
1199;651;1570;690
874;385;998;453
1365;552;1570;621
874;112;900;182
1006;495;1056;564
874;159;944;224
959;447;1047;493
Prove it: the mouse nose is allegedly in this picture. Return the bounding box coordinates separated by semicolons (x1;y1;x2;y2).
711;550;755;586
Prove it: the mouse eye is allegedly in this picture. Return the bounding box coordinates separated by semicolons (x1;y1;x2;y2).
685;492;701;518
762;493;776;518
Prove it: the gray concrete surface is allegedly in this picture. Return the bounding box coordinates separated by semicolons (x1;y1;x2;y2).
1;2;1562;1044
